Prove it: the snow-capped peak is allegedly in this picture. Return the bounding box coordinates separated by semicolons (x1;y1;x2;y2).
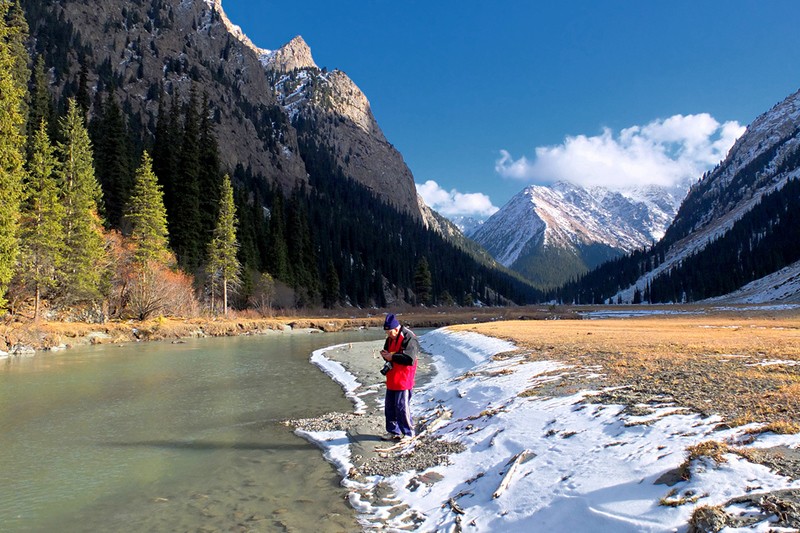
471;181;686;271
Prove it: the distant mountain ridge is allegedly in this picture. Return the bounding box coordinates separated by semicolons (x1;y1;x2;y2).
469;181;689;288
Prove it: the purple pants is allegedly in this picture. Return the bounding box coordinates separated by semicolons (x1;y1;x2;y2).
385;389;414;437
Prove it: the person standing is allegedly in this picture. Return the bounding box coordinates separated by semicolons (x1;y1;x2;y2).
380;313;419;441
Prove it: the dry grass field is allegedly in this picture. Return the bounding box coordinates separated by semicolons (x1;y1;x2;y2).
454;310;800;427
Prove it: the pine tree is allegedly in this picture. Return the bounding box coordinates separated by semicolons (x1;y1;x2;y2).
27;55;54;156
57;99;106;303
206;174;240;315
323;258;340;308
286;189;319;303
5;0;28;130
92;90;132;228
0;2;27;308
125;151;170;266
171;87;202;269
75;62;91;116
151;92;179;224
414;256;432;306
20;121;65;320
267;191;290;281
197;93;222;254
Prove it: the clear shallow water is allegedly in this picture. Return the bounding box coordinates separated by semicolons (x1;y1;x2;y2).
0;330;385;532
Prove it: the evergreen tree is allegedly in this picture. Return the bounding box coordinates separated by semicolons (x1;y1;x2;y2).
197;93;222;253
266;191;290;281
0;2;27;308
27;56;54;156
286;189;319;304
5;0;28;130
93;90;133;228
413;256;432;306
75;62;91;116
125;151;170;266
57;99;106;303
171;88;202;269
323;258;340;308
206;174;240;315
151;93;178;215
20;121;65;320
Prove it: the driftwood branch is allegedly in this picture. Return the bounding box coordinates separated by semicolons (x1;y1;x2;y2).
493;449;535;499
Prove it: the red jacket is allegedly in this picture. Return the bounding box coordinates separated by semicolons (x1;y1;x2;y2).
384;326;419;391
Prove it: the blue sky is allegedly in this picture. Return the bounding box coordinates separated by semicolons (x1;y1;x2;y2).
223;1;800;217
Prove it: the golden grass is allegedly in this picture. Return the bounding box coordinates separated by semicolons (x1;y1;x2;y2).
744;420;800;436
454;313;800;426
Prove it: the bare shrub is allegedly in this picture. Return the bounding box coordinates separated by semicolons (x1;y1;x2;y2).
126;262;198;320
249;272;276;317
687;505;729;532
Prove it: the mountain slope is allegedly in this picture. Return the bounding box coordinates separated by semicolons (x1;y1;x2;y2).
267;36;422;220
35;0;311;191
23;0;537;306
470;181;686;288
558;88;800;304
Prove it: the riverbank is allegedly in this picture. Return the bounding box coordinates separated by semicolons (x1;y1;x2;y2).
292;311;800;532
4;302;794;357
0;305;576;356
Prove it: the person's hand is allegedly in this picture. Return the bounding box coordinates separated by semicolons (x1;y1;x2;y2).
380;350;392;360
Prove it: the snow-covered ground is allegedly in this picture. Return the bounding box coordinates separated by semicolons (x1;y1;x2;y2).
304;329;800;532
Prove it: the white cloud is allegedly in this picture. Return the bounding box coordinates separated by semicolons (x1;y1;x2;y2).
416;180;499;218
495;114;745;190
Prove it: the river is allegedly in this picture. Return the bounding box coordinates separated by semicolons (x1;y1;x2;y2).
0;329;385;532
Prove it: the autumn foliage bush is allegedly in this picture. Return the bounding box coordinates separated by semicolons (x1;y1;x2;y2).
105;230;198;320
126;262;198;320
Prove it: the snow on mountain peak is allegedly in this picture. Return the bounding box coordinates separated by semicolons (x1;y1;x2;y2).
471;181;686;271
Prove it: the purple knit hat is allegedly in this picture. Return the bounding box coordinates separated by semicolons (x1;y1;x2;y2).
383;313;400;330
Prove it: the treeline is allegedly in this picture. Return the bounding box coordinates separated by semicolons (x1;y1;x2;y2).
0;2;239;320
549;245;667;305
230;132;542;309
646;177;800;302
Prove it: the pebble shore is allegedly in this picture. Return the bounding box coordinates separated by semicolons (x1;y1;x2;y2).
284;337;465;506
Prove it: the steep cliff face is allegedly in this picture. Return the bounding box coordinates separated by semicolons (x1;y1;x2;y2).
267;37;421;219
262;35;317;73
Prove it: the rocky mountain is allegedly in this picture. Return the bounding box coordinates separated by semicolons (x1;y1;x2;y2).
25;0;422;220
22;0;538;306
448;215;486;236
560;87;800;304
469;181;688;288
266;37;421;219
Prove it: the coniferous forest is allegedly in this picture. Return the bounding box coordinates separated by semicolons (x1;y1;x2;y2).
551;176;800;305
0;1;540;322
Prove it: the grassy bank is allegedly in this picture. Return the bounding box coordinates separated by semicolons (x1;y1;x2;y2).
459;306;800;426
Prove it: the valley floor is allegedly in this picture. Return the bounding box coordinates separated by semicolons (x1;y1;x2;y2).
294;308;800;532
